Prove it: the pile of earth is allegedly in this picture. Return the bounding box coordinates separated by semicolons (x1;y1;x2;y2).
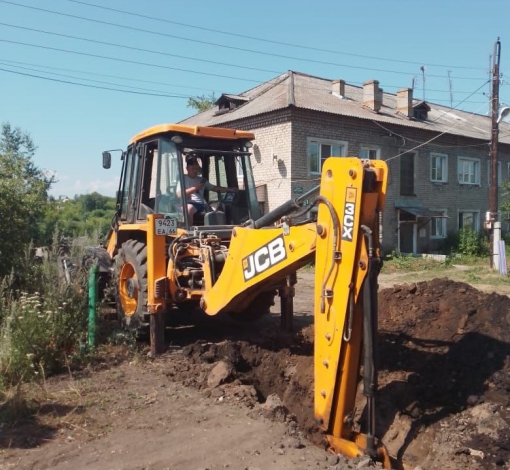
173;278;509;470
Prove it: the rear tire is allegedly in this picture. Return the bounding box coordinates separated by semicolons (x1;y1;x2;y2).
115;240;149;338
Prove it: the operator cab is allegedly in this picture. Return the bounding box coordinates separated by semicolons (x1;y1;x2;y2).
106;126;261;235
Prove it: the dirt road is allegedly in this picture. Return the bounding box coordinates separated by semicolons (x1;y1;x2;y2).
1;270;509;470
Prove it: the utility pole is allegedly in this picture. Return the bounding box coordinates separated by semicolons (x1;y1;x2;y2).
488;38;501;269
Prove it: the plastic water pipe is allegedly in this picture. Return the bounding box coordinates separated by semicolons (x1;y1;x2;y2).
88;264;98;349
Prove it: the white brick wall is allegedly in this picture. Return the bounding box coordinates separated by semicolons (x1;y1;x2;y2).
213;109;510;254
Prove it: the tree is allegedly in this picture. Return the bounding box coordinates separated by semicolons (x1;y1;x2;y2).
187;93;216;113
0;123;54;275
44;192;116;241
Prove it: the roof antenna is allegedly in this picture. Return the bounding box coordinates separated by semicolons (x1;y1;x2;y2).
447;70;453;108
420;66;426;101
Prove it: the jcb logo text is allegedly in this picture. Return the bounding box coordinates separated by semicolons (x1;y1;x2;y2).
242;236;287;281
341;188;357;242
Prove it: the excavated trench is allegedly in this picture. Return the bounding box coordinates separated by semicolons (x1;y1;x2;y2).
163;279;510;469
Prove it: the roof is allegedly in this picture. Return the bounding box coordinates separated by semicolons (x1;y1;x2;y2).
180;71;510;146
129;124;254;144
396;206;448;218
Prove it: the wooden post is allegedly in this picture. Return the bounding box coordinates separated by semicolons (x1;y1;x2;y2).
280;273;297;332
150;312;165;356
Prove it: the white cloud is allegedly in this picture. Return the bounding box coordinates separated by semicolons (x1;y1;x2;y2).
50;175;119;198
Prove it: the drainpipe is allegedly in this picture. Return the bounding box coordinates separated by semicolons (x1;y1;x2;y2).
88;264;98;349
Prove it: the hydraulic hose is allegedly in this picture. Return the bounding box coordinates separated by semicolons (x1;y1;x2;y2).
252;185;320;229
361;225;378;456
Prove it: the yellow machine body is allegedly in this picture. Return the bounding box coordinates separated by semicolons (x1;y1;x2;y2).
101;125;389;466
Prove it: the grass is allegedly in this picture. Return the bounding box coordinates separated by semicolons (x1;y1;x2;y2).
381;252;510;290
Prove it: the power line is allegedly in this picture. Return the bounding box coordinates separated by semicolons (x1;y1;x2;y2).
0;61;192;95
371;120;491;149
430;80;490;123
64;0;487;72
0;56;488;105
0;67;191;98
0;22;282;75
0;57;219;93
0;38;262;83
0;21;489;98
385;97;491;163
0;0;488;81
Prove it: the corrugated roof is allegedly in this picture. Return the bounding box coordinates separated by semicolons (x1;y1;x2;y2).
180;71;510;145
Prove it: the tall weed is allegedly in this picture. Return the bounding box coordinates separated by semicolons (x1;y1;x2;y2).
0;236;93;388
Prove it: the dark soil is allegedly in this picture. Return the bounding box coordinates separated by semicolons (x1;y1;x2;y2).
1;277;509;470
171;278;510;469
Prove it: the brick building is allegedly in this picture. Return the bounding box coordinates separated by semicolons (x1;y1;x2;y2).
180;71;510;255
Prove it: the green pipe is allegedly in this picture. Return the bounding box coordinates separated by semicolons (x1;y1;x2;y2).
88;264;98;349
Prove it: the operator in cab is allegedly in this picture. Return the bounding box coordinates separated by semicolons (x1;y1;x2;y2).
180;156;237;221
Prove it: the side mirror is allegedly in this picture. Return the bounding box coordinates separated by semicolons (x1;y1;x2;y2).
102;151;112;169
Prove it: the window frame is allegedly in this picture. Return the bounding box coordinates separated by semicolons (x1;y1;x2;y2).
360;145;381;160
430;209;447;239
458;210;480;232
307;137;348;175
430;152;448;183
457;156;480;186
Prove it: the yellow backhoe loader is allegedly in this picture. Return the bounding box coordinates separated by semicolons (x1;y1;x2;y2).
99;124;390;467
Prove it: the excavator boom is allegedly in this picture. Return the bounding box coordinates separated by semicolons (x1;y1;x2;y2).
314;158;389;467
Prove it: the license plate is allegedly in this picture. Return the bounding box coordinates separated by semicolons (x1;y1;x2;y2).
155;217;177;235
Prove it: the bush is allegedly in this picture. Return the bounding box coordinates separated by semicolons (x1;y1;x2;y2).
439;229;489;257
0;240;90;388
457;228;489;257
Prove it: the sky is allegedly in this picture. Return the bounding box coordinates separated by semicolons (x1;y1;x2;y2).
1;0;509;198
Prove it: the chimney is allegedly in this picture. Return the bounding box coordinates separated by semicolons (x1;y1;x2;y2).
396;88;413;117
363;80;382;112
332;79;346;98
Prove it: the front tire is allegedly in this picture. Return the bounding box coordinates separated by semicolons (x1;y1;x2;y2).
115;240;149;338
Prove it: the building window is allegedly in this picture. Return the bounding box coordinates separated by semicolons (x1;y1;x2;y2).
430;210;447;239
430;153;448;183
458;211;479;231
360;146;381;160
457;157;480;185
308;138;347;174
487;160;502;186
400;152;415;196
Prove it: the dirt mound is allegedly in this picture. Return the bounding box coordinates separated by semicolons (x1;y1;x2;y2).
174;278;510;469
2;278;508;470
377;278;510;469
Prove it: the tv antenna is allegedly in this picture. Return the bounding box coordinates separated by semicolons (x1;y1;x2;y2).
420;66;426;101
447;70;453;108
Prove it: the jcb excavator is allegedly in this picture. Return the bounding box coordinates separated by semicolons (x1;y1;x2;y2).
100;124;390;467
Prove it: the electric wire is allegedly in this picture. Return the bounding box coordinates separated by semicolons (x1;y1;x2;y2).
0;61;193;94
371;120;491;149
0;55;489;106
0;58;220;93
384;98;491;163
0;0;488;81
64;0;487;71
0;53;488;100
429;80;491;123
0;38;262;83
0;67;192;98
0;22;282;75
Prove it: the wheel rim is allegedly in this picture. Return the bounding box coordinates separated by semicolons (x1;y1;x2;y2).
119;262;138;316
